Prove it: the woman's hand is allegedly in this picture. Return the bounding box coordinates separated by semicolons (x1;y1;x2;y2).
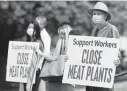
114;59;121;67
35;48;44;57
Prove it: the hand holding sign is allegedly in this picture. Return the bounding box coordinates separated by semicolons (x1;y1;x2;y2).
114;59;120;67
35;47;44;56
64;55;68;62
63;35;120;88
6;41;39;83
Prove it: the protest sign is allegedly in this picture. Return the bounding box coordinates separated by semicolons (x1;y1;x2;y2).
63;35;120;88
6;41;39;83
26;49;43;91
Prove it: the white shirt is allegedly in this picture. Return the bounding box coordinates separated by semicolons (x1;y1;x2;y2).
40;28;51;54
38;28;51;69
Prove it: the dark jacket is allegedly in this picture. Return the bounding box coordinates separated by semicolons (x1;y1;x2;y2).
87;23;120;91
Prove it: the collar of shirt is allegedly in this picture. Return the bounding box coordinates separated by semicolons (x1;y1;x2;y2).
97;21;108;30
91;22;108;36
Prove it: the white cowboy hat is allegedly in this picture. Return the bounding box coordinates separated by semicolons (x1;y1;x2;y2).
88;2;111;20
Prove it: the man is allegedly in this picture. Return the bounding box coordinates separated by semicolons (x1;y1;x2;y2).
33;16;51;91
35;16;51;71
87;2;120;91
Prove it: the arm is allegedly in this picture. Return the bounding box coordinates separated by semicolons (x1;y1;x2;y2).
42;53;58;62
42;39;61;62
107;25;119;38
109;25;121;66
40;29;51;53
37;29;51;69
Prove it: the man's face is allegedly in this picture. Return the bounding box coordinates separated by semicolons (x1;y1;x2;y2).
92;10;107;24
36;17;46;29
39;19;46;29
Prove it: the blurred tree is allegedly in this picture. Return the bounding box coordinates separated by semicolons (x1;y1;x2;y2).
0;1;127;37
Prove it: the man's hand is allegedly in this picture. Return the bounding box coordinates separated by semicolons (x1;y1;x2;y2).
114;59;121;67
64;55;68;62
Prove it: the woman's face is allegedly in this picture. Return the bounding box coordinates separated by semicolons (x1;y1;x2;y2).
28;28;34;36
27;24;35;37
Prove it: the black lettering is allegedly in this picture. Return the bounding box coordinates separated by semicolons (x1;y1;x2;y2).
100;42;104;47
90;66;94;81
9;66;19;77
89;50;94;64
73;38;77;45
86;49;89;64
73;65;78;79
77;65;81;80
82;49;88;63
86;66;91;80
68;65;74;79
17;53;21;64
81;66;85;80
76;65;85;80
82;41;85;47
108;43;112;48
105;41;108;47
107;68;113;83
104;68;108;82
98;51;102;65
17;53;29;65
94;40;100;46
94;67;99;81
94;50;98;64
99;67;104;82
20;66;27;78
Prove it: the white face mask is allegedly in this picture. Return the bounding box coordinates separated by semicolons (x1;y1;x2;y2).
92;15;105;25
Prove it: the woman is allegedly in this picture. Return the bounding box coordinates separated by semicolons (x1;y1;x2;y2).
21;20;44;91
87;2;121;91
36;24;74;91
26;16;51;91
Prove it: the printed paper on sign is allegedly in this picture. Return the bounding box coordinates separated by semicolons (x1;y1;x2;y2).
62;35;120;88
26;49;43;91
6;41;39;83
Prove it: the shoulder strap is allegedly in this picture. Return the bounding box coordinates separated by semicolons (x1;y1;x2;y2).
37;39;44;52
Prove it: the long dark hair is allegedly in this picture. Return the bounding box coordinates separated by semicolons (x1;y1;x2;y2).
33;20;41;39
27;21;41;41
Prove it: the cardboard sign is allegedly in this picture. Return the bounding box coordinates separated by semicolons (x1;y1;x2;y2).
63;35;120;88
6;41;39;83
26;50;43;91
